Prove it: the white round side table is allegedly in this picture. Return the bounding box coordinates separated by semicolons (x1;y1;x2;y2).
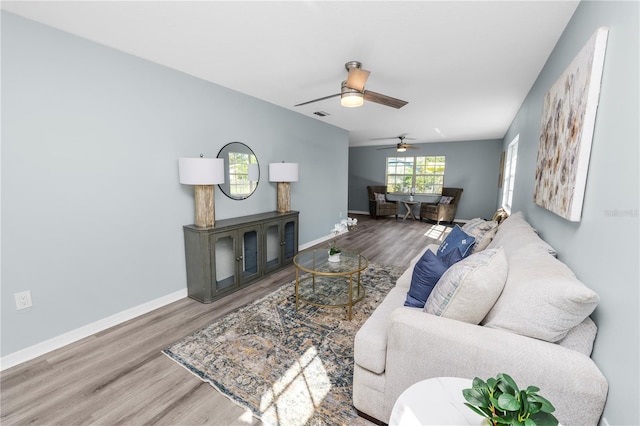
389;377;484;426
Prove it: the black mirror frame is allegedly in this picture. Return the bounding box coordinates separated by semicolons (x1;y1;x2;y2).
216;142;259;200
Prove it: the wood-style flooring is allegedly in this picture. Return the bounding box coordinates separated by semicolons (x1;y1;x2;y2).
0;214;450;425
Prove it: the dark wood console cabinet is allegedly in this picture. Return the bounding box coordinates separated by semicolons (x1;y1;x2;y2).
183;211;299;303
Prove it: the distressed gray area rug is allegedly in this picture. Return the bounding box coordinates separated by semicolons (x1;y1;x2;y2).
163;263;403;426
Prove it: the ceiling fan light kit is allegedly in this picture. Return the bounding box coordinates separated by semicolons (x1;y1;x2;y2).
340;81;364;107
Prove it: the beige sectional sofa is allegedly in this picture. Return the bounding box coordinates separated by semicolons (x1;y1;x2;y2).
353;212;608;425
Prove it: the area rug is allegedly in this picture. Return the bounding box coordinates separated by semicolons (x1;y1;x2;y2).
163;263;403;426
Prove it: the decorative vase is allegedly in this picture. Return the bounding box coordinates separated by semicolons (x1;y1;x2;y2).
328;252;341;262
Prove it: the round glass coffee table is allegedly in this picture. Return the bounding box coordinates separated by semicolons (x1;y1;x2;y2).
293;249;369;320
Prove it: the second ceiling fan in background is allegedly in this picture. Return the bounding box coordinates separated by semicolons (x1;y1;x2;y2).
376;135;420;152
294;61;408;109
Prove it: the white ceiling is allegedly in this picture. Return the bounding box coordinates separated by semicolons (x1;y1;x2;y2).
2;1;579;147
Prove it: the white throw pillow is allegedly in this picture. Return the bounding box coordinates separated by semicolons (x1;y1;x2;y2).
424;247;508;324
462;218;499;252
482;249;599;342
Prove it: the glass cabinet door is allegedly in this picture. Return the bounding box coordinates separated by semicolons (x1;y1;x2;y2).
283;218;297;263
264;222;282;272
264;216;298;273
212;231;238;295
241;226;262;283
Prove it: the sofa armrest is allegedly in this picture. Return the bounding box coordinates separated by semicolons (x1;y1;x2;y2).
383;309;608;426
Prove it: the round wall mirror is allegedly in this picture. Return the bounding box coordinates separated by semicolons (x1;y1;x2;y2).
217;142;259;200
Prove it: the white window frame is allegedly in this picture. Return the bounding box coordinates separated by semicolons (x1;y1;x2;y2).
385;156;446;195
502;135;519;214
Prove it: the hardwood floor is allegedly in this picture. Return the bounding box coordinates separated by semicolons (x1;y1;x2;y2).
0;214;450;425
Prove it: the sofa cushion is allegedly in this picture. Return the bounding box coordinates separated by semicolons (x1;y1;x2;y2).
482;246;599;342
374;192;386;202
404;248;463;308
487;211;556;257
436;225;475;258
424;247;508;324
354;287;414;374
556;317;598;356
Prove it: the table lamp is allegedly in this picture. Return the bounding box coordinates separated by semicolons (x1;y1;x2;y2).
179;156;225;228
269;162;298;213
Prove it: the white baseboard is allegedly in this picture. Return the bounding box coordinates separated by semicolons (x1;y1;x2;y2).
0;288;188;371
300;235;331;251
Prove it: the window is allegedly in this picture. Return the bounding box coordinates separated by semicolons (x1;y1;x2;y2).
502;135;519;214
386;156;446;195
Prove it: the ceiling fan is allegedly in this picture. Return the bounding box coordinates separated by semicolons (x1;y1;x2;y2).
294;61;408;109
376;136;420;152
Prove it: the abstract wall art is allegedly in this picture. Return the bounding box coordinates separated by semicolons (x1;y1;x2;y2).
534;27;609;222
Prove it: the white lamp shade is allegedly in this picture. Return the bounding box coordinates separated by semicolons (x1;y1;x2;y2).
269;162;299;182
179;157;225;185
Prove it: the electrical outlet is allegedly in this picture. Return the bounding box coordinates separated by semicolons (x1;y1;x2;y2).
15;291;33;310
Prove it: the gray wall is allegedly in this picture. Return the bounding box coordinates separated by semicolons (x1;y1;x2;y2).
349;139;503;221
1;12;348;356
498;2;639;424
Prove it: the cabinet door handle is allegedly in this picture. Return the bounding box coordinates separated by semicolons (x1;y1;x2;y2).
236;255;243;261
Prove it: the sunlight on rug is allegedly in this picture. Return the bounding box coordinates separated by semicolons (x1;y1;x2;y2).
163;263;403;426
259;346;330;426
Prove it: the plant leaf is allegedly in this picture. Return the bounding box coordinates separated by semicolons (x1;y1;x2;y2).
530;411;559;426
521;390;529;416
529;394;556;413
497;393;521;411
473;377;487;388
464;402;492;419
496;414;514;424
526;385;540;393
463;388;489;407
498;373;519;394
487;377;497;389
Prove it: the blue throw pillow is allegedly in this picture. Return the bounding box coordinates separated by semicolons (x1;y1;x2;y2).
404;248;463;308
442;246;464;266
436;225;476;259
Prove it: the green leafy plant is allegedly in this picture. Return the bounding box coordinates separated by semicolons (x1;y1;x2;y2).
462;373;558;426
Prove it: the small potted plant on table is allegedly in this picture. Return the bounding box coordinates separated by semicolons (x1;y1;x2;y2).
328;217;357;262
462;373;558;426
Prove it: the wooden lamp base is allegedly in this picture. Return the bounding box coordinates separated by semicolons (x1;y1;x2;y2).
276;182;291;213
194;185;215;228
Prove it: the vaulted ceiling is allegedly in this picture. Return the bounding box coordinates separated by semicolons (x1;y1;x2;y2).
2;1;579;147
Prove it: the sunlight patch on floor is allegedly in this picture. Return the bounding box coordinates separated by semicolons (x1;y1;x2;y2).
424;224;449;241
259;346;331;426
237;409;256;424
